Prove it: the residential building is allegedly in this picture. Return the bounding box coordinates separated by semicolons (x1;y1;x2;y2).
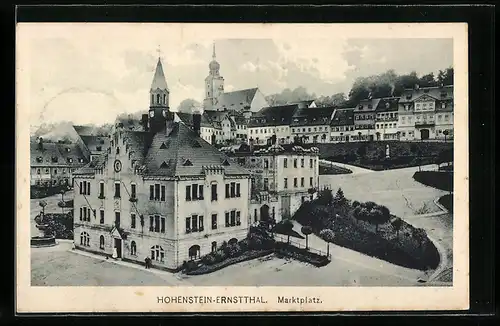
247;104;299;145
224;142;320;224
72;56;251;271
175;111;220;144
353;98;377;141
204;110;237;143
397;85;454;141
330;108;356;143
374;97;400;141
290;106;336;143
30;138;88;187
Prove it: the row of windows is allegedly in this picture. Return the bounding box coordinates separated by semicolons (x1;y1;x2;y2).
79;207;95;222
283;158;315;169
185;182;241;201
331;126;355;132
376;123;397;129
283;177;314;189
96;182;135;200
291;126;327;133
376;112;398;119
79;181;91;195
355;114;375;120
35;168;75;174
185;210;241;234
249;126;289;135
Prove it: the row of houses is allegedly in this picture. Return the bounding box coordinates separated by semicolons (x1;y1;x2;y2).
176;85;453;146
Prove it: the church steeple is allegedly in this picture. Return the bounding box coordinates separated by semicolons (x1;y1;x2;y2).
204;42;224;110
149;50;172;133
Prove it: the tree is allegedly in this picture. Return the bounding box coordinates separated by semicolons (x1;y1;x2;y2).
369;209;385;233
352;200;361;208
282;219;294;244
437;67;454;86
333;188;349;213
443;130;449;142
419;73;437;87
318;189;333;206
413;228;427;248
301;225;313;249
38;200;47;221
392;218;403;239
319;229;335;257
357;143;367;157
177;98;202;113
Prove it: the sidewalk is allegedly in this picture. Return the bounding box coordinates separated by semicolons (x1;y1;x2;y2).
69;249;191;286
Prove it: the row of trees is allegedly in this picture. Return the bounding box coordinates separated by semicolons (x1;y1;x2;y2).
264;67;454;108
351;201;391;233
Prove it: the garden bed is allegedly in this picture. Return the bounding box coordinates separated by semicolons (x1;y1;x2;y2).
30;185;71;199
274;242;330;267
58;199;74;208
185;249;273;275
319;163;353;175
293;195;440;271
438;194;453;212
413;171;453;192
34;212;73;239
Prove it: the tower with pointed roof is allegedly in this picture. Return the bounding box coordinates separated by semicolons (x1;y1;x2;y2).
149;56;172;133
203;43;225;111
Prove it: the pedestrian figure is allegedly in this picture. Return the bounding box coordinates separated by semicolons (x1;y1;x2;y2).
144;257;149;269
71;242;76;250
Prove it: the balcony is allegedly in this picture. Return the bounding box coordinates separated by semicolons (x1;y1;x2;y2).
415;121;435;128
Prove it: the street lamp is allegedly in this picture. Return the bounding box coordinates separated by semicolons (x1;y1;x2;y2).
60;189;66;214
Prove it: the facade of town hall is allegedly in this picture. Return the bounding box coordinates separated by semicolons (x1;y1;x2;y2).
72;57;251;271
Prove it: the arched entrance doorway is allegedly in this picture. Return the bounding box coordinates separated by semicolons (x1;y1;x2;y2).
260;204;270;222
188;245;200;260
420;129;430;140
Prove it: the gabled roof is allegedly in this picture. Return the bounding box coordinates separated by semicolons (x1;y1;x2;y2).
76;122;250;178
290;106;335;126
73;125;95;136
204;110;236;130
330;108;355;126
150;58;169;91
80;135;111;154
216;88;258;111
398;85;453;104
375;97;400;112
176;112;213;128
248;104;299;128
31;141;88;167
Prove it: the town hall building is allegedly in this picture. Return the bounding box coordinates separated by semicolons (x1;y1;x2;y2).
72;56;252;271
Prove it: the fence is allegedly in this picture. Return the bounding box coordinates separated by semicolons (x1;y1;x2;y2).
274;233;331;258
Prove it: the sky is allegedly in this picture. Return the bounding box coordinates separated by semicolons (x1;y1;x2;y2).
19;24;454;126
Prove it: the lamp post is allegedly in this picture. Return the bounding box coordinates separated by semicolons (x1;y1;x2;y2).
60;189;65;214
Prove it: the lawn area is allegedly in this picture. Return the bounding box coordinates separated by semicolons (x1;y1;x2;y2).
413;171;453;192
316;141;453;171
319;162;352;175
438;194;453;212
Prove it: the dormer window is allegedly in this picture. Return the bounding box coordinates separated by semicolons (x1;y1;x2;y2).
191;140;202;148
160;142;168;149
368;104;372;109
51;156;58;163
96;146;102;151
441;92;447;98
183;159;193;166
36;156;43;163
385;102;390;109
67;158;73;163
160;161;168;169
406;94;412;100
441;103;446;109
78;158;84;163
66;148;71;152
222;159;230;166
116;147;120;154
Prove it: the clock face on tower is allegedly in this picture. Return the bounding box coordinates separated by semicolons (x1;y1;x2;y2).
113;159;122;173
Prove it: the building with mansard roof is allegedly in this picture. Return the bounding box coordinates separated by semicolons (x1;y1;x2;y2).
72;56;252;271
329;108;356;143
290;106;336;144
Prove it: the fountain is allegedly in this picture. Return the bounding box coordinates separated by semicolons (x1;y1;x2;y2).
31;200;56;247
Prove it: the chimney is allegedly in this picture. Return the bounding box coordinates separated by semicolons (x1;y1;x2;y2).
37;137;44;150
141;114;149;132
164;109;175;136
249;137;254;152
193;111;201;136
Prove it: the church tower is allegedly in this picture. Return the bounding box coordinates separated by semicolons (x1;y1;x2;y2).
203;43;225;111
149;56;173;133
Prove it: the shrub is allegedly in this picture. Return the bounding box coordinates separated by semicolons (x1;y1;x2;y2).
227;243;242;258
201;253;217;266
183;260;199;272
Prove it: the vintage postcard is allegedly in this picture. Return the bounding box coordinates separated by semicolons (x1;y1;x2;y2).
16;23;469;313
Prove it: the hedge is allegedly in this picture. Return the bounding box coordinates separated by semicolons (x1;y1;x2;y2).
293;200;440;271
413;171;453;192
319;164;353;175
185;249;273;275
35;212;73;239
275;242;330;267
31;185;71;199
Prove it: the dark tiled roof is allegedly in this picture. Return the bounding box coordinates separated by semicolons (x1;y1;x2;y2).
176;112;213;128
73;153;108;176
73;125;95;136
150;58;169;91
290;106;335;126
228;110;248;125
375;97;400;112
248;104;299;127
355;98;379;112
398;85;453;104
216;88;258;111
204;110;236;130
80;135;111;154
31;141;88;167
330;108;355;126
115;117;144;131
137;123;249;177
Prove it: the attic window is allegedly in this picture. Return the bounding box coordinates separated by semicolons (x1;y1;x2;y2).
66;148;71;152
406;94;412;99
96;146;102;151
67;158;73;163
441;92;447;98
385;103;390;108
222;159;230;166
191;140;202;148
160;142;168;149
79;158;84;163
368;104;373;109
160;161;169;169
183;159;193;166
36;156;43;163
51;156;58;163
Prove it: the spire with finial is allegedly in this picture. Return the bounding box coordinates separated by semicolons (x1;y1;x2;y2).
209;41;220;73
150;45;169;92
212;42;216;59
